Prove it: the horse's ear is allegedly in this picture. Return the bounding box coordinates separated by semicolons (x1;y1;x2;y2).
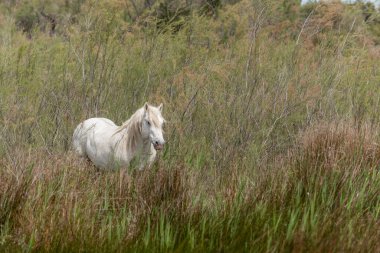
144;102;149;112
158;103;163;112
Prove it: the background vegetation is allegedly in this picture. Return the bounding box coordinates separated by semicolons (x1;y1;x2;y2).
1;0;380;252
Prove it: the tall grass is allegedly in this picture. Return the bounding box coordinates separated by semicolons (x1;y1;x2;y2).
1;0;380;252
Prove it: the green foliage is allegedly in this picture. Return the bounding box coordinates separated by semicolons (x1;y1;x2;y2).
15;2;39;34
154;0;191;32
359;2;380;44
280;0;301;22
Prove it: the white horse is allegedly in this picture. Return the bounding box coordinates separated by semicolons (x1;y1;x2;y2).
72;103;165;170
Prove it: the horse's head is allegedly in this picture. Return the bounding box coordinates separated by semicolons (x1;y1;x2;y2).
141;103;166;150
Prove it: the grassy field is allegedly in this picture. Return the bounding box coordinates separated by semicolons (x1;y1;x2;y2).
1;0;380;252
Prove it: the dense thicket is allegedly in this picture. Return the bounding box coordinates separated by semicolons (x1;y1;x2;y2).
0;1;379;252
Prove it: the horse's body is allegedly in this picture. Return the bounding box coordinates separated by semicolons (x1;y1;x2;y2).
72;103;165;170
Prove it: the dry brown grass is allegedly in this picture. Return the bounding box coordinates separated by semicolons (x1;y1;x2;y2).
0;152;195;251
296;120;380;171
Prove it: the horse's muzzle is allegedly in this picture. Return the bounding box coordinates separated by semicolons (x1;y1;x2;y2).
153;142;164;150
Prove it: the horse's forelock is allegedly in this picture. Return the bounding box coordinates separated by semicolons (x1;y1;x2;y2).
146;106;164;128
149;111;161;128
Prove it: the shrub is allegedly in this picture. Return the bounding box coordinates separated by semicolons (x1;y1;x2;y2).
15;2;39;36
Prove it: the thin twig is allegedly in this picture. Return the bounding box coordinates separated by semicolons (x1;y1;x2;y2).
245;8;265;90
296;9;315;45
339;17;357;55
181;87;200;122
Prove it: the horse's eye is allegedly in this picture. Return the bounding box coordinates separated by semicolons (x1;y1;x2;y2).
146;120;151;126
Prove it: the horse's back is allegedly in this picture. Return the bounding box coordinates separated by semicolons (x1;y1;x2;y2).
72;118;117;157
82;117;116;127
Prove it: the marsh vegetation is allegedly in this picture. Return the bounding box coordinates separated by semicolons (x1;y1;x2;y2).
0;0;380;252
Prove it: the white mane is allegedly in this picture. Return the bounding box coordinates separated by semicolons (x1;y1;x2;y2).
115;108;144;153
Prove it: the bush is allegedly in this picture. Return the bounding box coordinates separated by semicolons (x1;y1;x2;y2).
15;2;39;36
